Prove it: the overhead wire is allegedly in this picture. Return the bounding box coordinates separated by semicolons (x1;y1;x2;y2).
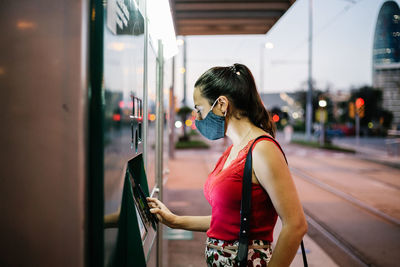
273;0;366;64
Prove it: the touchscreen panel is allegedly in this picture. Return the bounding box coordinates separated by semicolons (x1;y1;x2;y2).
129;170;158;233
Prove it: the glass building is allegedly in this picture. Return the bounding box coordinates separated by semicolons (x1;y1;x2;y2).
372;1;400;128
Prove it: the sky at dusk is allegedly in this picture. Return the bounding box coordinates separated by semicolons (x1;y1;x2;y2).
171;0;400;107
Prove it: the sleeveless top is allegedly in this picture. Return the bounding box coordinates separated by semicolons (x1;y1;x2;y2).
204;136;281;242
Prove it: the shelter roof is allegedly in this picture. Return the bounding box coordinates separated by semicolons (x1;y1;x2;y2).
170;0;296;35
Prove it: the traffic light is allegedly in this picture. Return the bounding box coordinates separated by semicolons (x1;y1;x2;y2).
355;97;365;109
358;105;365;118
272;114;280;122
349;102;355;119
355;97;365;118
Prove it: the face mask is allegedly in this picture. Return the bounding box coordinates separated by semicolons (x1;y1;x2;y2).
195;98;226;140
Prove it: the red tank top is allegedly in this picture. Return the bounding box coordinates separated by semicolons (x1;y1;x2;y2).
204;137;280;242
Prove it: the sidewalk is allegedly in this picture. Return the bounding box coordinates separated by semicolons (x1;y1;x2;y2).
330;136;400;169
163;138;338;267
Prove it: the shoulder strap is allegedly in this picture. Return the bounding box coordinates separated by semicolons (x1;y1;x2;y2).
237;135;308;267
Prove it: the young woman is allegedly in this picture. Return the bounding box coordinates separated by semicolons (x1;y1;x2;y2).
147;63;307;267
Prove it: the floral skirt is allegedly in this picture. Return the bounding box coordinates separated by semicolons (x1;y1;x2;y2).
205;237;272;267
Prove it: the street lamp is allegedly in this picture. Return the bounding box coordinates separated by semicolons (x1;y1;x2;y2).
260;42;274;92
318;99;327;108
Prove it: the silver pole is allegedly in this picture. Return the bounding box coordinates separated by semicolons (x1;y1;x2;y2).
169;57;176;159
183;36;187;106
143;0;149;168
355;113;360;146
306;0;313;141
319;114;325;146
156;40;164;267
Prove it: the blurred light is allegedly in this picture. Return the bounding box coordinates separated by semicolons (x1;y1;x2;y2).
280;92;295;105
368;122;373;129
177;39;184;46
17;20;36;30
272;114;280;122
108;42;125;51
147;0;178;59
137;67;144;74
180;67;186;74
355;98;365;108
119;101;124;108
113;114;121;121
0;67;4;75
191;124;197;130
175;121;182;128
149;114;156;121
319;100;327;107
292;112;299;119
281;119;288;126
185;119;193;127
265;42;274;49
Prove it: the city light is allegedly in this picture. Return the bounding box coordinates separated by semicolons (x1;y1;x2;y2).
185;119;193;127
319;100;327;108
175;121;182;128
355;98;365;108
149;114;156;121
112;114;121;121
265;42;274;49
108;42;125;51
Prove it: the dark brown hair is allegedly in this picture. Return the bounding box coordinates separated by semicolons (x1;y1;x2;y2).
195;63;276;138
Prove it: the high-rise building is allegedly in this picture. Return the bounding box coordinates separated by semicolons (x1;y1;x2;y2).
372;1;400;129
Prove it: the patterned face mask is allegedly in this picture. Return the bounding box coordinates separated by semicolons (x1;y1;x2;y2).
195;98;226;140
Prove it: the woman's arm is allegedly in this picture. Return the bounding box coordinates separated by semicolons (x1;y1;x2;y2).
252;141;308;267
147;197;211;232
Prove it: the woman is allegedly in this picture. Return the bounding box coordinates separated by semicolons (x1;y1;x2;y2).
147;63;307;267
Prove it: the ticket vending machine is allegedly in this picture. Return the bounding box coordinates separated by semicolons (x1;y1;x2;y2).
102;0;159;266
110;154;158;266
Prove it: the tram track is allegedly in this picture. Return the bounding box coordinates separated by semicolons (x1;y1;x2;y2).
305;212;370;267
290;166;400;267
291;167;400;227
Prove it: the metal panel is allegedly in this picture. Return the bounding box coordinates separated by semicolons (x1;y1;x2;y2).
0;0;88;266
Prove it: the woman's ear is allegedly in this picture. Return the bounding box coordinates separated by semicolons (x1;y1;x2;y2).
218;96;229;116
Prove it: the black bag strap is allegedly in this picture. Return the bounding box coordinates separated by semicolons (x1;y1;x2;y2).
237;135;308;267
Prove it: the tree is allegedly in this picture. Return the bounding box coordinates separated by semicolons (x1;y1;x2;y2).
349;86;393;135
294;88;334;126
177;106;193;141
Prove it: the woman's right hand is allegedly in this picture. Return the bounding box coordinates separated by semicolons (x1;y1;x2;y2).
147;197;179;229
